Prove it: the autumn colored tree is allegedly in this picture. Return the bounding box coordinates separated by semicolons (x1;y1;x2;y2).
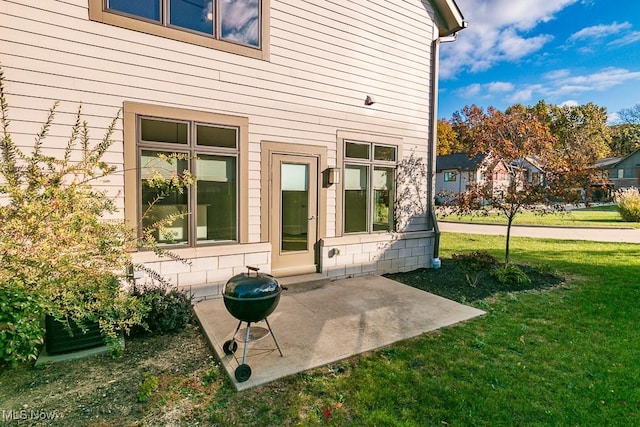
446;104;589;263
609;124;640;156
437;118;464;155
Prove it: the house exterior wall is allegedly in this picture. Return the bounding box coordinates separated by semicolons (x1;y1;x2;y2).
1;0;442;290
608;151;640;189
435;169;471;201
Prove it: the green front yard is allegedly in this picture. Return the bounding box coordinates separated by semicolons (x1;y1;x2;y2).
2;233;639;425
439;204;640;228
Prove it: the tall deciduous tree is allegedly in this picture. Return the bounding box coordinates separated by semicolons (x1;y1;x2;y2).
437;119;463;155
609;124;640;156
619;103;640;124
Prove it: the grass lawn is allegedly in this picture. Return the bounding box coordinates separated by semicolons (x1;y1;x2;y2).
215;234;640;425
438;204;640;228
2;233;639;425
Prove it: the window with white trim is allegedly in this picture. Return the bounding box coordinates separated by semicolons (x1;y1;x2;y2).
343;141;396;233
138;117;239;246
444;171;457;182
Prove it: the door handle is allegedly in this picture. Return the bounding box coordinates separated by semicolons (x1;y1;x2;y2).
308;216;316;220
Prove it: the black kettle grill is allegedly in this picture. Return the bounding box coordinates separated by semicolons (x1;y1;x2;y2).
222;266;284;382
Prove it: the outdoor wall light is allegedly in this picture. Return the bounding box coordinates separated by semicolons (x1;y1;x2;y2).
364;95;375;106
328;167;340;185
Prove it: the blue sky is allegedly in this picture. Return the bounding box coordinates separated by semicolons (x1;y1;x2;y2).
438;0;640;123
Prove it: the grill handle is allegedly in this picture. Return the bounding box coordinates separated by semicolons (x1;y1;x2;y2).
246;265;260;276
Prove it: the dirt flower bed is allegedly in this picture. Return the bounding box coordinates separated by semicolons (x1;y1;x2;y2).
0;326;220;426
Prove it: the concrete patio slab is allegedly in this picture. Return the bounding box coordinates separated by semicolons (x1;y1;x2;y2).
194;275;485;391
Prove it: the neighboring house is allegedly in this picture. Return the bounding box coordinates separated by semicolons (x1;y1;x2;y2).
435;153;485;201
514;156;545;187
593;148;640;192
435;153;512;202
1;0;465;290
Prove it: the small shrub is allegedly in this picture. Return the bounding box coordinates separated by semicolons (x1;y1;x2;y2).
452;251;500;272
492;264;531;286
615;187;640;222
137;373;159;403
129;283;194;336
0;279;47;367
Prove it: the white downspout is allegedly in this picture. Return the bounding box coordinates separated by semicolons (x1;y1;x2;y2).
429;27;461;266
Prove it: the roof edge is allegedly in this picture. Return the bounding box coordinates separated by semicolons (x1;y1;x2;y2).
430;0;466;37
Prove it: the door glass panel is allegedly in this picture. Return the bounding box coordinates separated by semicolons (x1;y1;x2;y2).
281;163;308;252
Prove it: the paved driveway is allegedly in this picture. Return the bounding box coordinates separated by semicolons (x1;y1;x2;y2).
438;221;640;243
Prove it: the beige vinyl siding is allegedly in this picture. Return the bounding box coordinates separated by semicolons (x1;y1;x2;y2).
1;0;438;242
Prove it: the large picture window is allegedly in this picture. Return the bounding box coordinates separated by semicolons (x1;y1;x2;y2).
343;141;396;233
90;0;268;60
138;117;239;246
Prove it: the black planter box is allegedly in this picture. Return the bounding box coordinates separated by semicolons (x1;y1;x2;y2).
45;315;106;355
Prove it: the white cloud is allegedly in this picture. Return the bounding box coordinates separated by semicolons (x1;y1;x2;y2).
560;99;579;107
544;69;571;80
568;22;632;42
514;68;640;101
440;0;578;79
607;112;621;124
486;81;514;92
609;31;640;47
455;81;514;99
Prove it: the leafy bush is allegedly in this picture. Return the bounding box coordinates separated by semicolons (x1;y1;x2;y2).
129;284;194;336
0;279;47;368
492;264;531;286
452;251;500;272
137;373;159;403
0;66;192;364
615;187;640;222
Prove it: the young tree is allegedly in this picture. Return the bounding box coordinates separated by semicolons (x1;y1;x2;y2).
446;104;585;263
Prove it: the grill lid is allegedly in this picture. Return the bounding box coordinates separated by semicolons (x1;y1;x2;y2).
223;266;280;300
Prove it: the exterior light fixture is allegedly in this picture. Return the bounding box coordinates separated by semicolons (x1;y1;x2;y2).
364;96;375;106
328;167;340;185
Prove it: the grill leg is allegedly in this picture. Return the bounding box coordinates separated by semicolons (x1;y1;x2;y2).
240;321;251;365
264;317;283;357
232;320;243;337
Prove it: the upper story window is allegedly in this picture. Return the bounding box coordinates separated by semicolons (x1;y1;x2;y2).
89;0;269;60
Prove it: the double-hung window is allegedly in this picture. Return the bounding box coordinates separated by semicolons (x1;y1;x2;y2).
444;171;457;182
90;0;268;59
138;116;239;246
343;141;397;233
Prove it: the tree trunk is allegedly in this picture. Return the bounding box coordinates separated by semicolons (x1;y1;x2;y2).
505;215;514;264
